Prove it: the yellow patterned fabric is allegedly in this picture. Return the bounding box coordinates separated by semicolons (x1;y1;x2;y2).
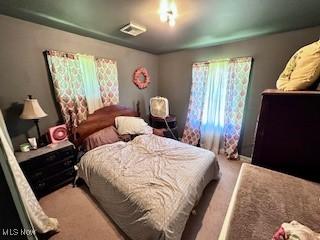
276;40;320;91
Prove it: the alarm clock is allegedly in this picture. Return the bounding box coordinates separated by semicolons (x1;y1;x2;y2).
49;124;68;144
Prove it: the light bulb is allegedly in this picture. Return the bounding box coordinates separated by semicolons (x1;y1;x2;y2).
160;12;167;22
169;17;175;27
159;0;169;22
170;2;177;18
159;0;177;26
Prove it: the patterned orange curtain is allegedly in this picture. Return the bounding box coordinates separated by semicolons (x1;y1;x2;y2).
182;57;252;160
224;57;252;159
46;50;119;128
181;63;209;145
46;50;88;128
96;58;119;106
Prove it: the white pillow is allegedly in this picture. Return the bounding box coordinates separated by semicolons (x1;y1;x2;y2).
115;116;153;135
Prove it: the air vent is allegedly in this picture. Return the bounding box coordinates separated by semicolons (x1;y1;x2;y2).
120;22;147;36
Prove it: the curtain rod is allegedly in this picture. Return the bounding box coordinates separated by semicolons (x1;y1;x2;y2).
44;49;117;62
193;56;253;65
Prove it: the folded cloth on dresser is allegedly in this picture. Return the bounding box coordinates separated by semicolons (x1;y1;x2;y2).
273;221;320;240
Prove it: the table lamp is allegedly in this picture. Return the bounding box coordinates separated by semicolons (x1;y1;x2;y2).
20;95;47;145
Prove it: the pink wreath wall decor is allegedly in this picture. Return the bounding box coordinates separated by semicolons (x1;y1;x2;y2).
133;67;150;89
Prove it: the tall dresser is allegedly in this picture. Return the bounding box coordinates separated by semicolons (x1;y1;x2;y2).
252;89;320;182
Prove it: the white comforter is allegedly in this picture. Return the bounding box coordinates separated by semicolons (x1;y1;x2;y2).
78;134;220;240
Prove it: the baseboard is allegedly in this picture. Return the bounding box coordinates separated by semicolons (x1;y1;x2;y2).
239;155;252;163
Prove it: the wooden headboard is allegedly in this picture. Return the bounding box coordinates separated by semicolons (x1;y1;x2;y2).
74;104;139;144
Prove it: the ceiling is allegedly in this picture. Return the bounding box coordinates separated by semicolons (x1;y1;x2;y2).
1;0;320;54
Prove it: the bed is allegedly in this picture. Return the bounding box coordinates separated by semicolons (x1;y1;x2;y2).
75;105;220;240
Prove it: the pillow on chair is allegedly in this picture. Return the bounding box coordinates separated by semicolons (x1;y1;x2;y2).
276;40;320;91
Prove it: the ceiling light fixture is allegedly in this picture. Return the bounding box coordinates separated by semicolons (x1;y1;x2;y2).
159;0;177;27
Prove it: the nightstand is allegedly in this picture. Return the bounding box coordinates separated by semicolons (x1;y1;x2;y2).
149;114;179;139
15;140;76;198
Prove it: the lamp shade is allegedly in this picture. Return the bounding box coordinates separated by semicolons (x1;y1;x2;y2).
20;99;47;120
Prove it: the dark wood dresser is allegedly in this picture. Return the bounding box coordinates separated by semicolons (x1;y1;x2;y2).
15;141;76;198
252;89;320;182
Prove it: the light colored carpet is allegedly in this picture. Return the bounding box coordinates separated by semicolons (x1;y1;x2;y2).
40;155;243;240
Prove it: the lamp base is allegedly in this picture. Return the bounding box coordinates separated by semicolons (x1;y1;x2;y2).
33;119;47;147
37;134;49;148
37;140;46;148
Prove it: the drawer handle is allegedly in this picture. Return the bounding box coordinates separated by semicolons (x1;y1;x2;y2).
63;160;73;166
61;150;73;156
46;155;56;161
36;182;46;189
34;172;43;177
62;156;75;162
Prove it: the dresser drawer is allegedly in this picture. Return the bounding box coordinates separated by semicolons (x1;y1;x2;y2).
27;157;75;183
45;167;75;186
16;141;76;198
32;168;75;196
20;152;59;173
59;146;75;159
21;148;75;174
